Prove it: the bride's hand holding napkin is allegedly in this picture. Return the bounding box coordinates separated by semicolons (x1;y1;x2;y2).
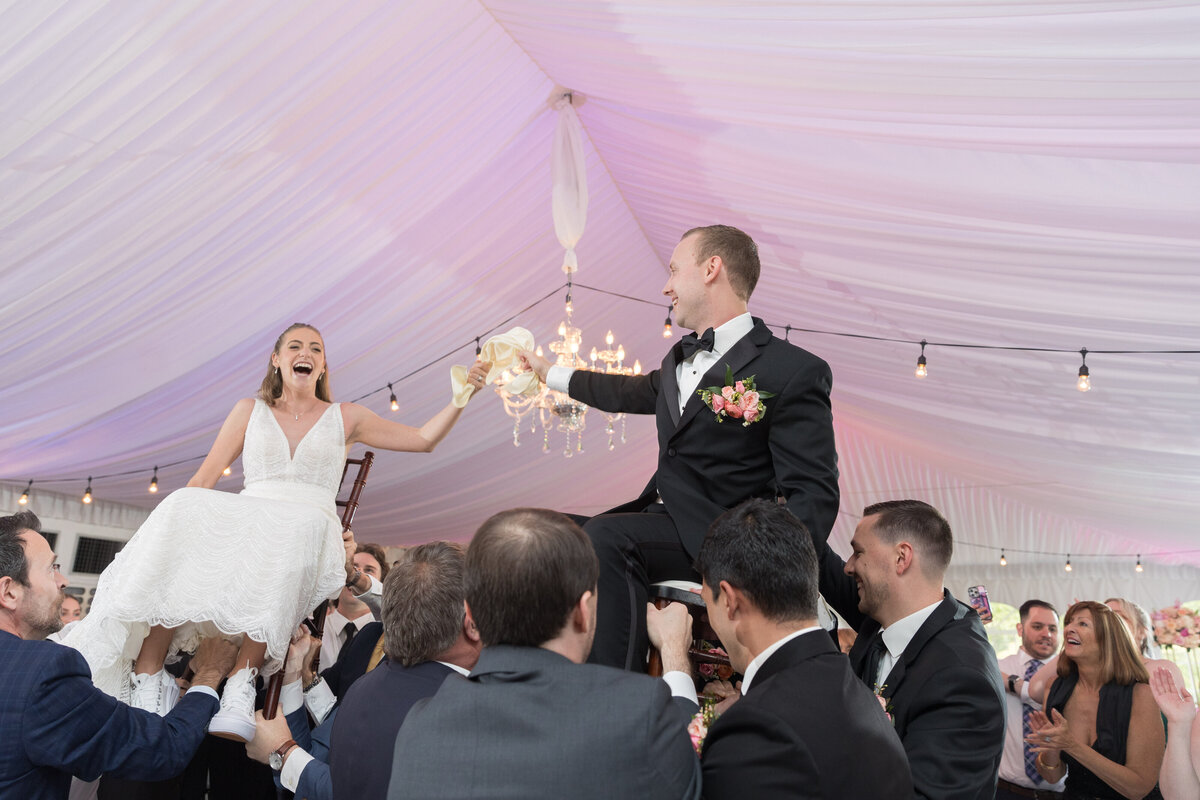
451;327;541;407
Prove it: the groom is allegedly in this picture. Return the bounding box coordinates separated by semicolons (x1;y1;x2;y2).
521;224;840;670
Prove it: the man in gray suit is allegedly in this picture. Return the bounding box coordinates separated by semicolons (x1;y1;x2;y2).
388;508;700;799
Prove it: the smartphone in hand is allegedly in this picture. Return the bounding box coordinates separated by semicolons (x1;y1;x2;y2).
967;584;993;623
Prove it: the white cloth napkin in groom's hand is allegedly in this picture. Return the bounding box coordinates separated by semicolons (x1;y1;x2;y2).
451;327;541;407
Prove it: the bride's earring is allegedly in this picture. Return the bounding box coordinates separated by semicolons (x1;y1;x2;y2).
274;367;279;375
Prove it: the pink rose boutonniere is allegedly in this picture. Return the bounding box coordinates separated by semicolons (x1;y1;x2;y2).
688;696;720;755
698;366;775;427
874;684;894;725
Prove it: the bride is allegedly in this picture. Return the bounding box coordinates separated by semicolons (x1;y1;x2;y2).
62;322;491;741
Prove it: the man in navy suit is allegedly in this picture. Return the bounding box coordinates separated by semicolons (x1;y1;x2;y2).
0;510;237;800
671;499;912;799
522;224;840;670
246;541;481;800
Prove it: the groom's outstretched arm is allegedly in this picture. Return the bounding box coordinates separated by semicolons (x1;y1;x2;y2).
567;369;660;415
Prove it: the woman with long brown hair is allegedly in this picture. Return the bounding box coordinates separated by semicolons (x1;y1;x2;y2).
63;323;491;740
1028;600;1166;800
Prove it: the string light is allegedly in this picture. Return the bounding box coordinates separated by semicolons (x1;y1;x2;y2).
999;549;1007;566
148;467;158;494
1135;555;1144;573
389;382;399;412
82;477;93;505
8;282;1198;497
1064;554;1072;572
475;337;482;356
223;466;232;476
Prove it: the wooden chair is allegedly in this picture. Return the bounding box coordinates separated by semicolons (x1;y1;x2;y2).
646;580;733;679
263;451;375;717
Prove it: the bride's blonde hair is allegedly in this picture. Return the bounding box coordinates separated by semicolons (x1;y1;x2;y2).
258;323;333;405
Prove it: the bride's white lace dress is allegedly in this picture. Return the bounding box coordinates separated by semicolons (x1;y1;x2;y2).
62;399;348;698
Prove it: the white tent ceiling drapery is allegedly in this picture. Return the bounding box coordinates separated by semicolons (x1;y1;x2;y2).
2;1;1198;607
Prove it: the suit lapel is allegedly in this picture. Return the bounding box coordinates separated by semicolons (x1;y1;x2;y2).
660;345;682;427
878;591;957;698
674;319;771;433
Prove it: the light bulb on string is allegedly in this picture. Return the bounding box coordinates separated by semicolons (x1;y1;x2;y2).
148;466;158;494
82;477;93;505
389;383;399;412
475;338;481;357
1135;555;1144;573
1076;348;1091;392
662;307;673;339
999;549;1007;567
915;339;928;379
1064;555;1072;573
223;466;232;476
18;480;31;505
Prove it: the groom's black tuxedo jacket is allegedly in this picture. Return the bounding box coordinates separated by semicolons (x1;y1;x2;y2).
568;317;840;553
701;630;912;799
819;544;1006;800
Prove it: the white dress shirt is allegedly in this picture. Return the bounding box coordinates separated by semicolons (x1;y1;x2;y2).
547;313;755;416
740;626;824;695
318;606;375;672
872;599;942;690
996;648;1066;790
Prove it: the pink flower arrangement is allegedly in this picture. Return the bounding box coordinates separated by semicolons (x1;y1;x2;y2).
1153;602;1200;649
698;367;774;427
688;697;719;754
875;685;894;724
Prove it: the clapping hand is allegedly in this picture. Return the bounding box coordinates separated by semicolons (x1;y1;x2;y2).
1151;666;1198;726
1025;708;1077;756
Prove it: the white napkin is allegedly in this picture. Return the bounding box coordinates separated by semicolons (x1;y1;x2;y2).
451;327;541;407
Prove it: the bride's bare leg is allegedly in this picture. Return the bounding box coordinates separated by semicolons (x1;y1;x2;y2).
133;625;176;675
229;637;267;677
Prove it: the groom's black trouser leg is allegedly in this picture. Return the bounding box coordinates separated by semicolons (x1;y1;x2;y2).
583;508;698;671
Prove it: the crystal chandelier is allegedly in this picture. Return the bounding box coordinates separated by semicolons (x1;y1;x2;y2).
495;289;640;457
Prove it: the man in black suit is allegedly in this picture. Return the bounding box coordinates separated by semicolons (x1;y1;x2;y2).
246;542;480;800
521;224;840;670
654;498;912;798
814;499;1006;800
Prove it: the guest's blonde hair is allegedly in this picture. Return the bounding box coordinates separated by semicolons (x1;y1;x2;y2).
1057;601;1148;686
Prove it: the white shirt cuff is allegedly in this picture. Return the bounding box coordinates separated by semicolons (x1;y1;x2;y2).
279;748;314;792
546;366;574;393
185;685;219;702
354;574;383;600
280;679;305;716
304;677;337;725
1020;681;1041;709
662;671;699;706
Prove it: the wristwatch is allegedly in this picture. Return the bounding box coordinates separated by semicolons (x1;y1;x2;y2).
1007;674;1018;694
346;568;364;590
269;739;298;771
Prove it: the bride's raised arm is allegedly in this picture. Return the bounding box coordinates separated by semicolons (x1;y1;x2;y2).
344;360;491;453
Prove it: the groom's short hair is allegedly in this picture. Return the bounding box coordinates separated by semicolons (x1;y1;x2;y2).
695;499;818;622
466;508;598;648
681;224;760;302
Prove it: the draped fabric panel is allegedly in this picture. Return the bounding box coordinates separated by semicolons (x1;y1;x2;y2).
1;2;1197;592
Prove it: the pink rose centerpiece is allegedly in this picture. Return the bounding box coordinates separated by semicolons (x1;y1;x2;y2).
1153;602;1200;650
698;367;774;427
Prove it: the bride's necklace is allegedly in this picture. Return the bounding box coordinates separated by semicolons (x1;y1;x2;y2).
282;400;320;421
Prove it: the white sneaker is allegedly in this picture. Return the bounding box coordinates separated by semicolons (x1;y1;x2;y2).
129;669;180;717
207;666;258;742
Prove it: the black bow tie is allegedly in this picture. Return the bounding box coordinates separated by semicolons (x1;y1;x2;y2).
679;328;716;359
